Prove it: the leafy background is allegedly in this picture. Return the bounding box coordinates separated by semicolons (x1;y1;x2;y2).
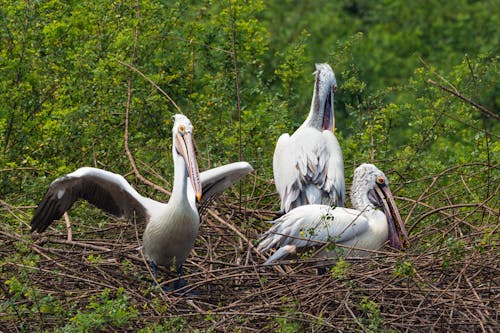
1;0;498;332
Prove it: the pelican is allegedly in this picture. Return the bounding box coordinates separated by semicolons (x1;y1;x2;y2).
258;163;409;265
273;63;345;214
30;114;253;288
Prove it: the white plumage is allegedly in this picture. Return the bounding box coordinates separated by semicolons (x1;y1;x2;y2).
31;114;253;286
273;63;345;213
258;164;409;264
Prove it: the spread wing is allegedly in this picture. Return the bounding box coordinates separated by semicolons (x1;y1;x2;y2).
188;161;253;206
30;167;166;233
273;127;345;213
257;204;369;264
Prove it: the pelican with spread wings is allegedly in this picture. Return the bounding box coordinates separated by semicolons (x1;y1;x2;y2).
30;114;253;288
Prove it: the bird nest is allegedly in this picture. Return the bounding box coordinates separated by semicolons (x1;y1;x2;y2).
0;165;498;332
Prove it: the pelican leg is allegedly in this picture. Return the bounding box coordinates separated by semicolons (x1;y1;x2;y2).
150;260;159;281
160;265;188;292
150;261;191;293
172;265;187;290
150;260;171;291
317;266;327;275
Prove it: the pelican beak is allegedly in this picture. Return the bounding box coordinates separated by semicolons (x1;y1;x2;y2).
175;131;202;202
374;183;409;250
322;89;334;133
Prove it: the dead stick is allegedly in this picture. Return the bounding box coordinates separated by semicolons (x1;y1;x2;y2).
63;212;72;241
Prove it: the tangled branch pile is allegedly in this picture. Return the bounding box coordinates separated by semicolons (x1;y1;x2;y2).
1;163;498;332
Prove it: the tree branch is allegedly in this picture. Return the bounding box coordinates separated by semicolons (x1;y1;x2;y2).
228;0;242;162
117;60;182;114
427;79;499;121
122;0;170;196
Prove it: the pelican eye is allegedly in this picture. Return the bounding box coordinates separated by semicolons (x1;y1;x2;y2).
376;176;385;185
333;84;338;93
178;124;186;133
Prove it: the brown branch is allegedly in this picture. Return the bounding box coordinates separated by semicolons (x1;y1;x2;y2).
427;79;499;121
117;60;182;114
402;163;497;224
63;212;72;241
0;198;31;221
407;189;498;234
227;0;242;162
121;2;171;196
227;0;245;214
205;208;260;258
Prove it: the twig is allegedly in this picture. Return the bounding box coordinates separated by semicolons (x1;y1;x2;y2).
117;60;182;114
427;79;499;121
227;0;242;162
63;212;72;241
408;191;498;234
227;0;244;215
121;2;171;197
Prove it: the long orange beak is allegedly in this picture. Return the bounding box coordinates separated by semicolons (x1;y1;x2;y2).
374;183;409;249
175;131;202;202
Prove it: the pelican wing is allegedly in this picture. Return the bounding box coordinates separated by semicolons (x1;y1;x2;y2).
257;204;369;263
324;130;345;206
197;162;253;203
273;127;345;212
30;167;166;232
273;133;290;202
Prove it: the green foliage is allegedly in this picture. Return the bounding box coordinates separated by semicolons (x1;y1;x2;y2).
274;29;311;121
56;288;138;333
3;272;138;332
394;260;416;278
2;252;65;331
441;237;466;270
0;0;498;331
1;0;497;206
330;258;350;280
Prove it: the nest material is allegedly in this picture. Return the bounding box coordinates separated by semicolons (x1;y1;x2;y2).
1;166;498;332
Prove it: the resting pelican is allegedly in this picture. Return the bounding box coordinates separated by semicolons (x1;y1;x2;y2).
274;63;345;214
258;163;409;265
30;114;253;288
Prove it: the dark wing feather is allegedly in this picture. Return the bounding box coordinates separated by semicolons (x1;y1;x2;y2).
31;172;149;233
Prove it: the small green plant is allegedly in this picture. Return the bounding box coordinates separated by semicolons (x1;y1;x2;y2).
441;237;466;269
86;254;102;264
139;316;189;333
394;260;416;278
3;268;67;329
300;226;318;238
274;316;302;333
325;239;345;256
269;296;303;333
358;297;384;332
330;258;350;279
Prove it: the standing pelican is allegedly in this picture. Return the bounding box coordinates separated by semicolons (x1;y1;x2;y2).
274;63;345;214
30;114;253;288
258;164;409;265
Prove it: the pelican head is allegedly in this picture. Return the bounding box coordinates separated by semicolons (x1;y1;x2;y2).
172;114;202;202
303;63;338;132
352;163;409;250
